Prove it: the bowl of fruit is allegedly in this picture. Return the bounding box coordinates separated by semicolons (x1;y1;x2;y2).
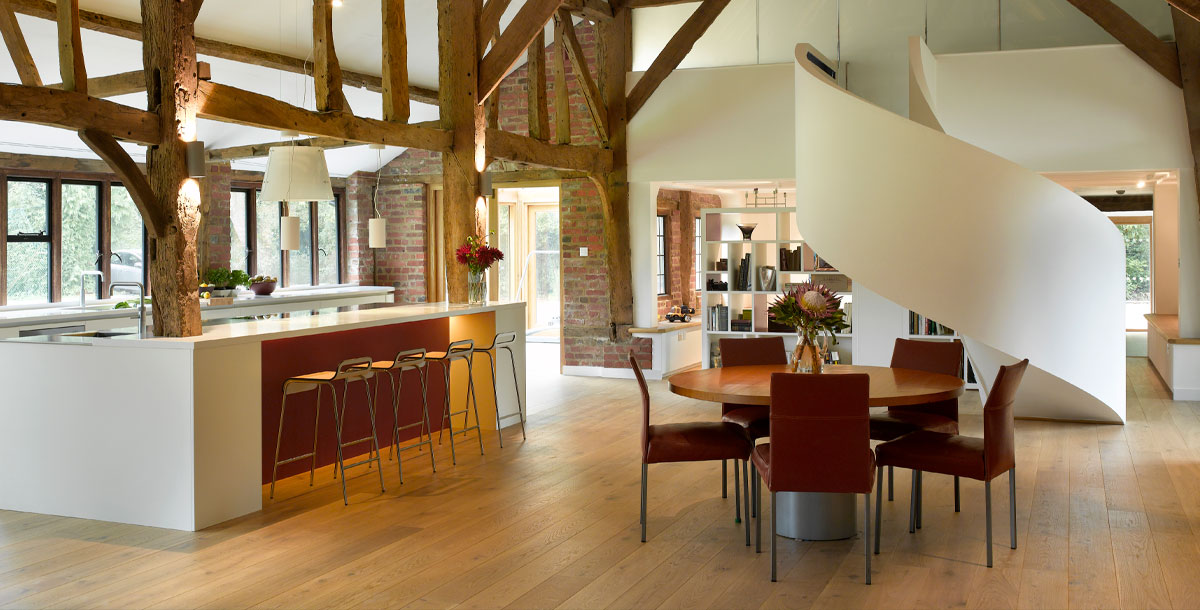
249;275;278;296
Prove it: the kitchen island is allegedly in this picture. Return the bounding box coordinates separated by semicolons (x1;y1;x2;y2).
0;301;525;531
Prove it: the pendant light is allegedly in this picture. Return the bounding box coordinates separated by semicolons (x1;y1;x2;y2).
368;143;387;249
261;143;335;203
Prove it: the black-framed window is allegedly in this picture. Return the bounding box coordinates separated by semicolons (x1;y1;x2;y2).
316;198;341;285
60;181;102;300
109;184;148;295
694;216;701;292
229;188;252;273
5;178;52;304
656;214;667;296
251;192;342;287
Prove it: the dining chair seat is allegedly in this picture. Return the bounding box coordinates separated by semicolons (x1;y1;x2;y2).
722;406;770;440
647;422;752;464
869;409;957;441
874;431;986;479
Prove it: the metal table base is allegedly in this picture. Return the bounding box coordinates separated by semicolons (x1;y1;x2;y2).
774;491;858;540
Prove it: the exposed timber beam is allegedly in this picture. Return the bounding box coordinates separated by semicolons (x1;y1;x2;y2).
479;0;512;53
527;28;549;141
0;0;41;85
478;0;560;102
77;128;164;238
312;0;344;112
487;128;610;173
0;82;159;144
562;0;614;20
626;0;730;120
552;14;571;144
56;0;85;93
1167;0;1200;22
205;136;358;162
556;9;608;143
1173;7;1200;219
5;0;440;104
48;70;146;98
196;81;453;151
595;7;633;330
615;0;694;7
1065;0;1181;87
382;0;409;122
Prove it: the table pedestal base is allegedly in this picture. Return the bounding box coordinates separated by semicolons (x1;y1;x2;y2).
775;491;858;540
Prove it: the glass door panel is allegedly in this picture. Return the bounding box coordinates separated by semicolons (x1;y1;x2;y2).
527;205;560;330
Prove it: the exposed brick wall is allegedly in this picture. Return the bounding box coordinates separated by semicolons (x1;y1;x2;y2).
655;189;720;319
344;172;375;286
202;161;232;271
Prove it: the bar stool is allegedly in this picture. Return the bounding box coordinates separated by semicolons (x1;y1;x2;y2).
355;348;437;483
476;331;527;448
269;357;386;505
427;339;485;465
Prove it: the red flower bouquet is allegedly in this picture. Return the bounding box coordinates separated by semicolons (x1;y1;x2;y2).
456;234;504;274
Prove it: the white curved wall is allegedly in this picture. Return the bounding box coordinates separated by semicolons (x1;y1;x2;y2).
794;42;1126;422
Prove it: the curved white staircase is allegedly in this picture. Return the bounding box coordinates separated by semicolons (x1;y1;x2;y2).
793;41;1126;422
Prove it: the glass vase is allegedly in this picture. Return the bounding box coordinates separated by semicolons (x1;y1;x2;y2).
468;269;486;306
792;331;823;374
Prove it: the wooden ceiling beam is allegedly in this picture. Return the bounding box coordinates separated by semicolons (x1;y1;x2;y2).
626;0;729;120
0;0;41;86
527;28;549;141
478;0;560;102
56;0;85;94
0;82;160;144
5;0;440;105
1167;0;1200;22
382;0;409;123
205;136;359;162
479;0;512;54
47;70;145;98
77;128;164;238
551;14;571;144
1173;7;1200;219
556;9;609;143
196;80;452;151
486;127;610;173
312;0;344;113
1065;0;1181;87
614;0;694;8
562;0;614;20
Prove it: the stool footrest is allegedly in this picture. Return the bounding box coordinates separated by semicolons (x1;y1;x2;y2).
341;456;381;471
274;452;316;467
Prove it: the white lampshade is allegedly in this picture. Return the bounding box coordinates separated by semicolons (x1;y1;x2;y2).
260;146;334;202
368;217;387;248
280;215;301;250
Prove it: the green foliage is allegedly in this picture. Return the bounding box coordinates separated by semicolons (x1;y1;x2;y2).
204;267;252;289
1119;224;1150;302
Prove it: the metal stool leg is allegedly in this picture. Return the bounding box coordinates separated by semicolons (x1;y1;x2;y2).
485;350;504;448
363;376;386;494
420;366;436;472
466;354;485;455
440;360;459;465
269;390;290;500
502;345;526;440
330;384;348;505
309;385;322;486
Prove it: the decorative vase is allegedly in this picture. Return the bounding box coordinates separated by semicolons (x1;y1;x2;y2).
468;268;486;305
792;331;823;374
736;223;758;240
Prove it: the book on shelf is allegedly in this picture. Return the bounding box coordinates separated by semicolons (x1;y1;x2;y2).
730;319;752;332
708;304;729;331
778;247;804;271
908;311;955;336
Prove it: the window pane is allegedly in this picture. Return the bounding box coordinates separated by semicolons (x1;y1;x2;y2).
287;203;312;286
229;190;250;273
6;242;50;304
62;183;100;299
110;186;145;295
255;194;281;281
317;199;339;285
1119;223;1151;331
7;179;49;234
497;205;511;301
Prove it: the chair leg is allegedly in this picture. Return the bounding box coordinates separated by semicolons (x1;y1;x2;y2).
908;470;918;534
954;476;961;513
1009;468;1017;550
734;459;742;524
874;465;883;555
985;479;994;568
750;459;757;519
755;470;762;554
722;460;728;499
742;460;751;547
888;465;894;501
770;491;778;582
640;463;648;543
864;492;872;585
916;471;923;529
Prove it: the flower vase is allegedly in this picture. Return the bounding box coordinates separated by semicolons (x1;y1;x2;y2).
792;332;823;374
468;269;486;305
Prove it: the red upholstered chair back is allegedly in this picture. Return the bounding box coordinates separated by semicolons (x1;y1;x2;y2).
983;359;1028;479
889;338;964;421
719;337;787;415
767;372;872;494
629;352;652;462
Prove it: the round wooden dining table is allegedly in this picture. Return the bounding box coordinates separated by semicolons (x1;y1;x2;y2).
667;364;965;541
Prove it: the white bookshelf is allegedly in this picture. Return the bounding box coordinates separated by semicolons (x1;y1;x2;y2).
904;314;980;390
700;206;855;368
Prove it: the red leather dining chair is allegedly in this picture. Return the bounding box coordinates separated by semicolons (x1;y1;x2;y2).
873;338;964;512
718;337;785;521
752;372;875;584
874;359;1028;568
631;353;753;545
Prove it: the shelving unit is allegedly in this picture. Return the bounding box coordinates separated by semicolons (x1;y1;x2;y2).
700;206;855;368
905;313;980;390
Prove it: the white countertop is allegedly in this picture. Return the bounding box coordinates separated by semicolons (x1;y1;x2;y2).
2;301;526;350
0;285;392;329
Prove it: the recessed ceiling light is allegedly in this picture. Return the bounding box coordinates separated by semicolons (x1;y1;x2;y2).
1136;180;1146;188
332;0;343;6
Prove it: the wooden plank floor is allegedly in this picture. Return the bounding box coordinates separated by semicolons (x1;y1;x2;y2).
1;357;1198;609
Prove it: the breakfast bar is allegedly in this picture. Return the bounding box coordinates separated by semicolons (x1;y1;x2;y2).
0;301;526;531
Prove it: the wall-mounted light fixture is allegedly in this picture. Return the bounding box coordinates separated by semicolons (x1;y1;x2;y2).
186;140;206;178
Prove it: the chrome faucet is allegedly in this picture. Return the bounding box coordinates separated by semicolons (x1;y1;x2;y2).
109;282;147;339
80;270;104;308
